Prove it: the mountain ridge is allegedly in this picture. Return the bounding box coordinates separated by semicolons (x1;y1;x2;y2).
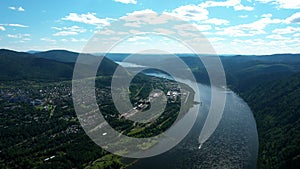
0;49;118;81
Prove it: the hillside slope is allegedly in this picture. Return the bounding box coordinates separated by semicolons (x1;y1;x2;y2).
0;49;118;81
243;73;300;169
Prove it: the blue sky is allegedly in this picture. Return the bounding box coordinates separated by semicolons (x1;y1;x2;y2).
1;0;300;54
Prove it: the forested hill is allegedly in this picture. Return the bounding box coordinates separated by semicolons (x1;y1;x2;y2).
132;53;300;92
243;73;300;169
177;54;300;169
33;50;79;63
221;54;300;92
1;49;300;168
0;49;118;81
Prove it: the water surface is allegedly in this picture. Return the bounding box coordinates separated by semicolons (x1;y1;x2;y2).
128;72;258;169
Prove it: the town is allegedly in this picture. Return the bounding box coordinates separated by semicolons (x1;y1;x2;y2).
0;74;196;168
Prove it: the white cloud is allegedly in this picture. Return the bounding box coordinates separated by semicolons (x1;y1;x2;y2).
51;27;61;30
7;33;31;42
62;13;112;26
215;27;253;37
256;0;300;9
8;6;16;10
8;24;28;28
231;38;266;46
96;29;115;35
53;31;78;36
163;5;209;21
255;0;273;2
200;0;254;11
122;9;174;26
0;26;5;31
261;13;272;18
21;38;31;41
208;37;226;42
175;23;212;32
117;31;129;35
203;18;229;25
266;34;290;40
215;14;284;37
110;37;122;41
286;12;300;23
71;38;79;42
0;24;28;31
221;37;300;55
272;26;300;34
154;28;176;34
7;34;18;38
52;26;86;36
234;4;254;11
8;6;25;12
192;24;212;31
239;15;248;18
124;9;155;16
114;0;137;4
70;38;88;42
127;36;151;42
173;23;212;37
129;29;143;34
161;1;251;23
18;7;25;12
123;22;141;27
177;30;200;37
7;33;30;39
41;38;56;44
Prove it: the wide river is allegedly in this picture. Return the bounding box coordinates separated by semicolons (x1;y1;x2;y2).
116;62;259;169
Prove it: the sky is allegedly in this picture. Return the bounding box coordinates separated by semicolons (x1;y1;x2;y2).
0;0;300;54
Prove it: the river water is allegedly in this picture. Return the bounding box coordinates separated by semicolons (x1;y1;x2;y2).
113;61;258;168
126;72;259;169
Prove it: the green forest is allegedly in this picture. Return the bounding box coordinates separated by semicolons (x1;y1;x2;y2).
0;49;196;168
1;49;300;168
243;73;300;169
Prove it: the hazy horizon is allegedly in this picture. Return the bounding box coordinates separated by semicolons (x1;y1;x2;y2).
2;48;300;56
1;0;300;55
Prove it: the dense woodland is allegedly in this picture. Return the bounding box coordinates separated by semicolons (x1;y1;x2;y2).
0;49;195;168
190;54;300;169
136;53;300;169
221;54;300;169
0;77;182;168
243;73;300;169
1;49;300;168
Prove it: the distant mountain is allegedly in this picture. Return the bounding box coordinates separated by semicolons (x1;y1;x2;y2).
33;50;80;63
27;50;43;54
220;54;300;92
102;53;300;92
243;73;300;169
160;54;300;169
171;54;300;92
0;49;118;81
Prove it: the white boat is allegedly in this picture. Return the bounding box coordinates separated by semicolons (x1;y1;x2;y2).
221;85;232;94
